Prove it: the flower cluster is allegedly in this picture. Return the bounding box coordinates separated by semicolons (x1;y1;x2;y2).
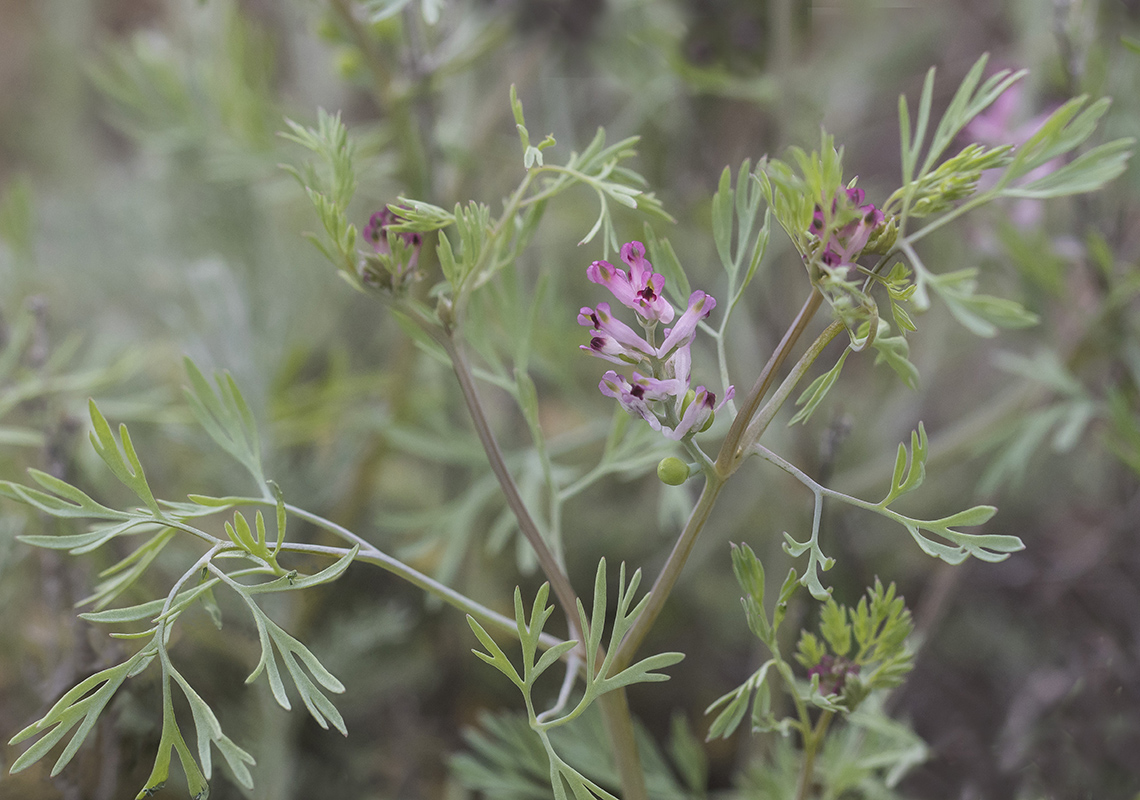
361;205;423;289
579;241;732;440
807;653;860;696
809;186;885;271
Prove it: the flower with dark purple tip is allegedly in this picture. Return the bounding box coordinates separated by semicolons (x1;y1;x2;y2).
620;241;654;289
664;384;735;440
578;302;656;364
587;241;675;324
599;371;684;430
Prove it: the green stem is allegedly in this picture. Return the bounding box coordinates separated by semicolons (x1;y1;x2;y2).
613;290;827;669
902;190;998;245
598;689;649;800
454;170;536;309
795;709;834;800
754;442;921;523
740;320;845;449
715;289;823;477
441;334;582;634
612;474;724;669
329;0;432;196
237;501;566;650
774;657;813;735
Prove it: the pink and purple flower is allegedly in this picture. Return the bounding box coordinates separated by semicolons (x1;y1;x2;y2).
579;241;731;440
810;186;885;270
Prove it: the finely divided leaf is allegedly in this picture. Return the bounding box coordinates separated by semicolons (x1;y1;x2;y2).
244;601;347;733
88;400;160;514
183;358;265;485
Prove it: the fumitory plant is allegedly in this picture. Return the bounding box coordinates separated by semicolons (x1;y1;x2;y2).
1;35;1133;800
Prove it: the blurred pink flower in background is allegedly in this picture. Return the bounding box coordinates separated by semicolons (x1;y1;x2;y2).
965;80;1058;229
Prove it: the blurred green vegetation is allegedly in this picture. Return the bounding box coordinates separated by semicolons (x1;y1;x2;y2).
1;1;1139;798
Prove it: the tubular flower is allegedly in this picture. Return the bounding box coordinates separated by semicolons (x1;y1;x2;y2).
658;291;716;357
578;302;656;364
664;385;736;441
587;241;675;324
809;186;885;269
581;242;732;440
599;371;686;430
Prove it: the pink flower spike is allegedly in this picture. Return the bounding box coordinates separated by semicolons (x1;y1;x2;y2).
658;291;716;356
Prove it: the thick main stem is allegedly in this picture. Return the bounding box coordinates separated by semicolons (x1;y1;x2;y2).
613;476;724;670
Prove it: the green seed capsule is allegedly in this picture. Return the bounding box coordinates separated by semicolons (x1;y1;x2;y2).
657;457;690;486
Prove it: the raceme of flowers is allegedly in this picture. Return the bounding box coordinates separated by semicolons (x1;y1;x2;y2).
809;186;885;270
579;241;732;440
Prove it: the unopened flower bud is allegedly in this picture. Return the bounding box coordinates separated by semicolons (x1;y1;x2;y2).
808;654;860;696
363;205;423;289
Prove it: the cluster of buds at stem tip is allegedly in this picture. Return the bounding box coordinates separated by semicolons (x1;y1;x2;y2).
579;241;733;441
360;205;423;291
808;185;889;276
807;653;860;697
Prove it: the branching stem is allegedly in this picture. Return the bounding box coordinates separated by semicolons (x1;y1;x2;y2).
716;289;823;476
231;501;566;650
613;289;830;673
742;321;846;448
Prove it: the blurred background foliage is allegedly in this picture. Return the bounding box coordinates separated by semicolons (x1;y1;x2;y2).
1;0;1139;798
